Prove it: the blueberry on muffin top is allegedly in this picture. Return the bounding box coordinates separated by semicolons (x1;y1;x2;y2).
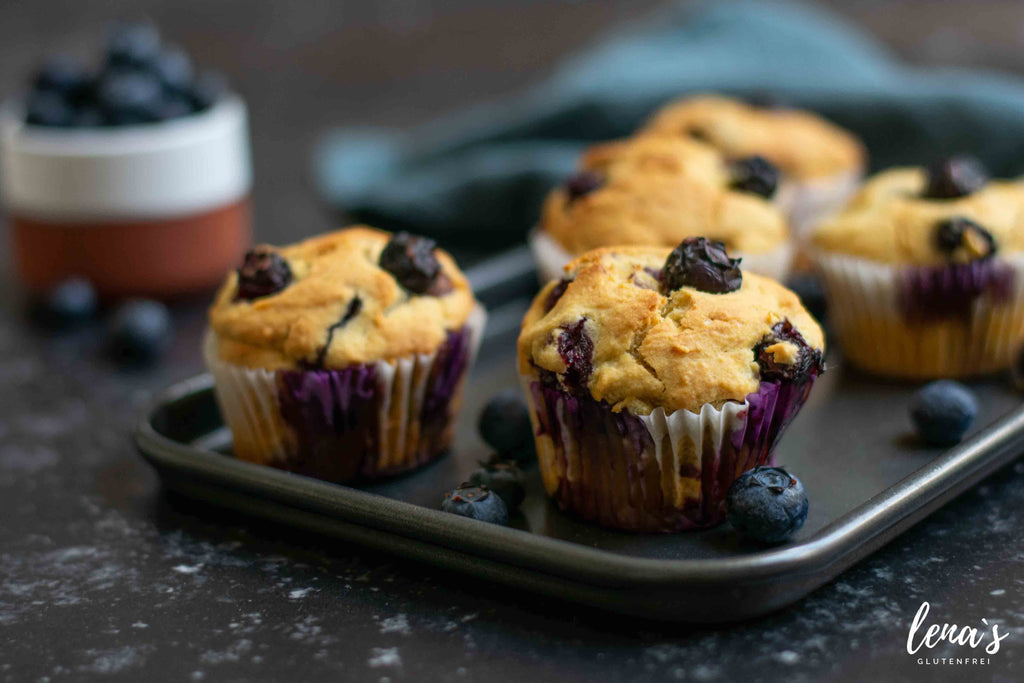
540;136;789;257
811;166;1024;265
209;227;477;369
638;94;865;181
517;245;824;416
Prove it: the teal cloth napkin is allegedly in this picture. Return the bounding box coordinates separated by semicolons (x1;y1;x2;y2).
314;0;1024;247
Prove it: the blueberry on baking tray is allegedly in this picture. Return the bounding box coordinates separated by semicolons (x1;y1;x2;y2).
726;466;809;544
440;484;510;526
478;390;537;465
105;299;173;364
909;380;978;447
468;456;526;510
33;278;98;328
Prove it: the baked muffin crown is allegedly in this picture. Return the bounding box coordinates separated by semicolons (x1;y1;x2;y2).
209;226;478;369
517;244;824;416
639;94;865;181
811;167;1024;265
540;135;789;256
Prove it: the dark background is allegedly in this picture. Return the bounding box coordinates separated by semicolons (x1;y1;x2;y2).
1;2;1023;682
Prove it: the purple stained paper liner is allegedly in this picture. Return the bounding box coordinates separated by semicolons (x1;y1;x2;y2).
524;374;818;533
899;259;1015;322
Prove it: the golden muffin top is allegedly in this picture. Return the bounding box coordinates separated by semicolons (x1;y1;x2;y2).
812;160;1024;264
209;226;478;369
539;135;789;256
517;242;824;416
639;94;865;181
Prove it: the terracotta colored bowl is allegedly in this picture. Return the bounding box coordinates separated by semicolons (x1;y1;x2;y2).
1;96;252;298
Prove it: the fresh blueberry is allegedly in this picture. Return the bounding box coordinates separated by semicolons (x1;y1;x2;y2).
440;484;509;525
662;237;742;294
105;21;162;70
729;155;779;199
152;46;193;93
235;247;292;301
478;390;536;464
25;90;75;127
564;170;604;203
934;216;996;260
96;70;164;124
923;156;988;200
910;380;978;446
785;272;828;324
468;456;526;510
34;278;98;328
379;232;451;295
188;70;228;111
32;55;92;101
106;299;172;364
726;466;809;544
153;94;194;121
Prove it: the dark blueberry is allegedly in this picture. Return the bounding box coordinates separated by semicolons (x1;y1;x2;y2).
557;318;594;394
543;278;571;313
440;484;509;525
785;273;827;324
105;299;173;364
729;155;779;199
105;21;161;70
152;46;193;93
910;380;978;446
32;55;92;101
33;278;98;328
564;170;604;203
662;237;742;294
478;390;536;464
726;466;809;544
235;247;292;301
468;456;526;510
753;320;824;383
96;70;164;124
25;90;75;127
152;94;195;121
923;155;988;200
934;216;996;260
73;107;106;127
188;71;228;111
379;232;450;295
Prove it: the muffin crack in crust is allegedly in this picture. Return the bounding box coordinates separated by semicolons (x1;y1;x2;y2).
518;246;824;415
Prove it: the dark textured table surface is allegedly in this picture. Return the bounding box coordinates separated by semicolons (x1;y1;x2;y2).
2;2;1024;681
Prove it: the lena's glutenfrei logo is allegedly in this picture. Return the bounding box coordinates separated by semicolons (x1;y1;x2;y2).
907;601;1009;666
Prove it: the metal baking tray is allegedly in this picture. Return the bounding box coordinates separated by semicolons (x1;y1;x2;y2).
135;246;1024;622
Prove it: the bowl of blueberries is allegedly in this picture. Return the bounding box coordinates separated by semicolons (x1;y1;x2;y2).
0;20;253;299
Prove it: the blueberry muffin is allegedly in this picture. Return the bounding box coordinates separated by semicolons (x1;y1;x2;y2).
639;94;865;237
517;238;824;532
206;226;485;482
811;157;1024;379
531;136;792;283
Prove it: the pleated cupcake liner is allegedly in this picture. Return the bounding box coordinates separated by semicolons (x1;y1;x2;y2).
814;251;1024;378
520;372;818;533
528;227;794;285
779;168;863;241
206;305;485;482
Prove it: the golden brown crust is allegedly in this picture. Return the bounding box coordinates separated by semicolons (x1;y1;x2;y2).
811;168;1024;264
639;94;865;180
540;136;788;256
208;226;478;369
517;246;824;415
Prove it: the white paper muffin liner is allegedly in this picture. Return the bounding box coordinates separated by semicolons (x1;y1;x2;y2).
520;371;817;532
815;250;1024;378
205;305;485;481
778;168;863;241
528;228;793;285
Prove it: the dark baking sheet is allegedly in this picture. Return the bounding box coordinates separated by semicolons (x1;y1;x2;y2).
136;246;1024;621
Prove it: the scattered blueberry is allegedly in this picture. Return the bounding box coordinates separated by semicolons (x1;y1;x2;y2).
105;299;172;364
152;46;193;92
235;247;292;301
564;170;603;203
379;232;451;295
25;90;75;127
105;21;161;70
726;466;809;544
934;216;996;260
785;272;828;324
910;380;978;446
468;456;526;510
923;156;988;200
33;278;98;328
32;55;92;101
729;155;779;199
662;237;742;294
440;484;509;525
478;390;536;464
